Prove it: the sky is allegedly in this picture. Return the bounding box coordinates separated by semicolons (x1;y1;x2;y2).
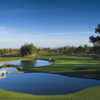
0;0;100;48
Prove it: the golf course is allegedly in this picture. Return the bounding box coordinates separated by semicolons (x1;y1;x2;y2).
0;53;100;100
0;0;100;99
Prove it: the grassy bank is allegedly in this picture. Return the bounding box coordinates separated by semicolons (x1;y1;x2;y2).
0;86;100;100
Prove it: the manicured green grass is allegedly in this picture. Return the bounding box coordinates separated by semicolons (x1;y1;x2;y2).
34;54;100;79
0;56;36;62
0;57;21;62
0;86;100;100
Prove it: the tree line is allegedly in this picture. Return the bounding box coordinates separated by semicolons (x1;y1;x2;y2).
37;45;93;56
0;48;19;56
0;24;99;57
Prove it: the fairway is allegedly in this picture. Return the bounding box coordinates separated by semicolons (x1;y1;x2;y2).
35;54;100;80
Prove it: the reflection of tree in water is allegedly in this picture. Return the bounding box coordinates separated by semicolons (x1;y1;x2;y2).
18;60;36;72
21;60;35;67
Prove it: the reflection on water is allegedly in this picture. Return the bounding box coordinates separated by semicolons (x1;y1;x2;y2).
0;59;53;75
34;60;53;67
21;60;35;67
0;73;100;95
3;67;18;73
0;59;53;68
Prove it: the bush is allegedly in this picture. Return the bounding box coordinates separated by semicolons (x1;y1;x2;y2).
20;43;37;56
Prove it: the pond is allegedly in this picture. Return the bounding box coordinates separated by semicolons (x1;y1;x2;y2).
0;73;100;95
0;59;53;68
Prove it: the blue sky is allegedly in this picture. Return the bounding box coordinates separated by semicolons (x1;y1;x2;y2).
0;0;100;48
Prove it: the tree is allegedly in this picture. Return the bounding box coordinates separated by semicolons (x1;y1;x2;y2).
89;24;100;54
83;45;90;54
20;43;36;56
75;46;84;54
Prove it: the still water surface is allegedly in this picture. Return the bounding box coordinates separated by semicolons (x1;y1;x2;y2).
0;73;100;95
0;59;53;68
